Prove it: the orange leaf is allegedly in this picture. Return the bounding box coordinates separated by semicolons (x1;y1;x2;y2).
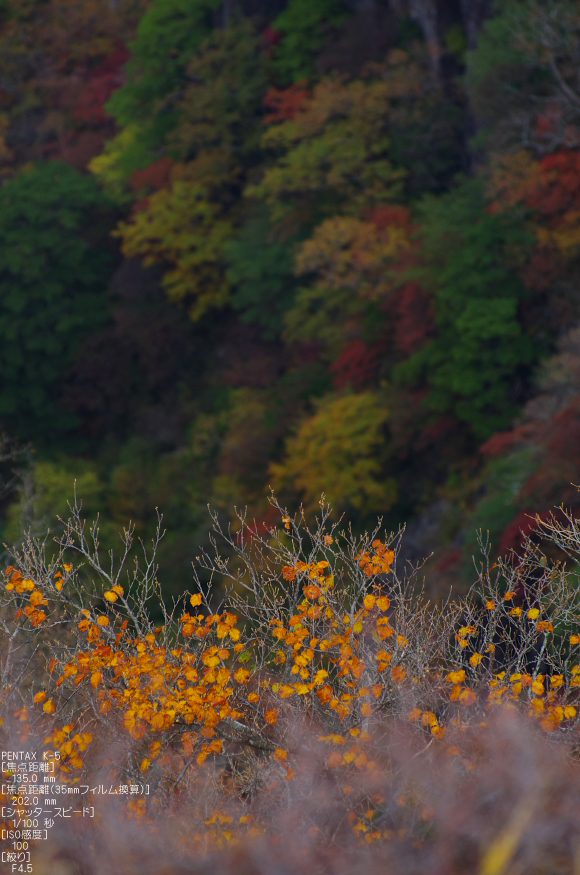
327;751;344;768
304;585;321;600
459;688;476;706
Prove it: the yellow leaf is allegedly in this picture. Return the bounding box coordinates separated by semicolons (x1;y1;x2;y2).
363;595;376;610
43;700;55;714
104;591;118;603
91;671;102;688
279;685;295;698
190;593;203;607
34;691;47;704
446;670;466;684
96;616;109;626
527;608;540;620
421;711;437;727
295;683;311;695
479;803;534;875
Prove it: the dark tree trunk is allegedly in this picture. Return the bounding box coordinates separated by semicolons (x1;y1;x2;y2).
409;0;441;79
223;0;235;27
346;0;377;10
460;0;493;49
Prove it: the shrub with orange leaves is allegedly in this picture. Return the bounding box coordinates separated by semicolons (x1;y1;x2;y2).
3;496;580;869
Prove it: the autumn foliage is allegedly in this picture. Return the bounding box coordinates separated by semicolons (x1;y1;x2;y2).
2;498;580;871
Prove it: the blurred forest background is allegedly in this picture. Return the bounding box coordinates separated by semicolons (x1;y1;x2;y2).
0;0;578;598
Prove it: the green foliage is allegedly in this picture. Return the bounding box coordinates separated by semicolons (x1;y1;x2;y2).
271;391;396;515
168;20;268;165
462;447;539;572
5;458;104;545
107;0;220;128
102;0;221;178
225;215;298;337
396;177;536;438
271;0;349;84
466;0;580;151
0;163;113;444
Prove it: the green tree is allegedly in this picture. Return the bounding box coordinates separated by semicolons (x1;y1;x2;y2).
225;214;298;338
107;0;220;128
396;177;536;438
103;0;220;178
0;162;113;445
271;0;349;84
466;0;580;153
